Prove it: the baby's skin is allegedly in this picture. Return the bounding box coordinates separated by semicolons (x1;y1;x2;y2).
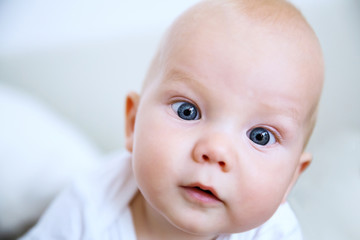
125;0;324;239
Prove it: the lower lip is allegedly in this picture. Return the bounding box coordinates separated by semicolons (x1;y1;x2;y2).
181;187;222;206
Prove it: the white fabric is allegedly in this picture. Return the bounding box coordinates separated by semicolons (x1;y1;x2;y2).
0;84;100;235
21;151;302;240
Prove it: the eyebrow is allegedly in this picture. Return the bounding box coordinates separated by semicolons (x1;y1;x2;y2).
164;69;208;90
260;98;300;121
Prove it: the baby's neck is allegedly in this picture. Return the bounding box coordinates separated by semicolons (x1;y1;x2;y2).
130;191;219;240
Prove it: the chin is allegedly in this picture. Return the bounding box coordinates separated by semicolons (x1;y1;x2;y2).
165;212;223;237
176;224;218;237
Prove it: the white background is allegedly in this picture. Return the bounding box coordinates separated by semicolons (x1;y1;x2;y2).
0;0;359;239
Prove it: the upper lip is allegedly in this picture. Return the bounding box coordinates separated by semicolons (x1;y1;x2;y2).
184;182;222;201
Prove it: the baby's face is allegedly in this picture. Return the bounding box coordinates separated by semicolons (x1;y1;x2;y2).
126;4;322;237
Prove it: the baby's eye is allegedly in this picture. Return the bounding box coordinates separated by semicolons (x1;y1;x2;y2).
248;127;276;146
171;101;200;120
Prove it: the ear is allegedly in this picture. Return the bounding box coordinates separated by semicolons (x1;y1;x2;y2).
125;92;140;153
281;152;312;203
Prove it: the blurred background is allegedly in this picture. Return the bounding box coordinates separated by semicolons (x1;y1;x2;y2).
0;0;359;239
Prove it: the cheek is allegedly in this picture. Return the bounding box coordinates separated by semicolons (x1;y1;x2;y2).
228;155;298;230
252;162;296;204
131;102;192;173
131;107;181;194
132;116;167;173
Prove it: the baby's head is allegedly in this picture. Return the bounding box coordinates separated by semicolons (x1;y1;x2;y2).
125;0;323;237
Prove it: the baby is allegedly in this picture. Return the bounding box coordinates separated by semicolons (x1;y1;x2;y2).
22;0;324;239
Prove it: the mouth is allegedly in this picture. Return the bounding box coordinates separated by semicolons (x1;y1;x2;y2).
181;183;222;205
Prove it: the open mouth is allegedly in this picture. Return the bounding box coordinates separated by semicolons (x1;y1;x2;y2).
193;186;216;197
182;184;222;204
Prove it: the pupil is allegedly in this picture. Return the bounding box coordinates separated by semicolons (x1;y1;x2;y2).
184;108;191;116
256;134;263;141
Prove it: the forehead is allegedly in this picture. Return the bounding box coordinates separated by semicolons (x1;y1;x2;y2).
151;11;321;129
169;21;309;95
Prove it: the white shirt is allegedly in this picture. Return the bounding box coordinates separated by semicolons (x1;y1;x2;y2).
21;151;302;240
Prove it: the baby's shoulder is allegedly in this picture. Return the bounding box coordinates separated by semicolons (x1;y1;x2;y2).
21;150;138;240
73;150;138;220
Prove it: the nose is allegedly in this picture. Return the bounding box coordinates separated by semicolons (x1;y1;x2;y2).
192;133;236;172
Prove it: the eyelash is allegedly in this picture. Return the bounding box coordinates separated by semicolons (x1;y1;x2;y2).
248;126;282;145
171;100;201;121
247;127;279;146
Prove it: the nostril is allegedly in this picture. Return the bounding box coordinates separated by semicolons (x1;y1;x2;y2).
219;161;225;168
202;154;209;161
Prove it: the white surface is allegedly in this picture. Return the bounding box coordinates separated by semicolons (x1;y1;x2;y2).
0;84;101;234
0;0;359;239
0;0;195;54
291;131;360;239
